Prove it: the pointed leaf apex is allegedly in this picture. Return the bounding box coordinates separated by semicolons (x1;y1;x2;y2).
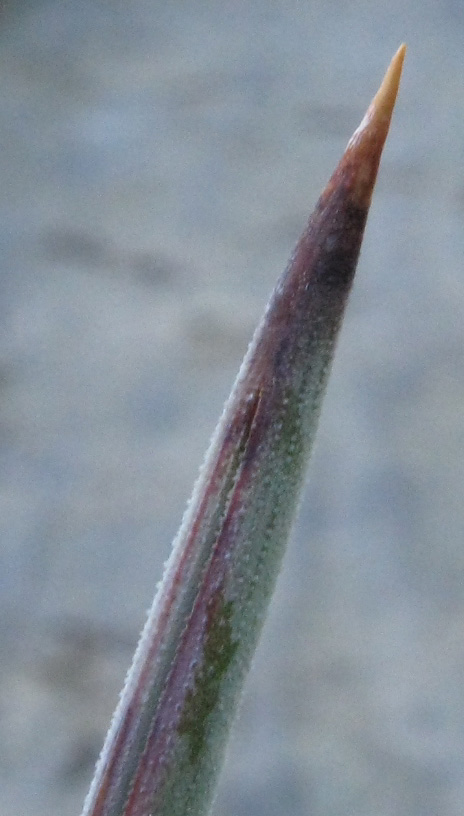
337;44;406;208
371;43;407;127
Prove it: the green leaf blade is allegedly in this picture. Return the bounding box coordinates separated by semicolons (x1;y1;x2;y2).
81;45;406;816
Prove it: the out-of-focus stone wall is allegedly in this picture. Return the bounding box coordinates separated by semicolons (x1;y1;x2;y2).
1;3;464;815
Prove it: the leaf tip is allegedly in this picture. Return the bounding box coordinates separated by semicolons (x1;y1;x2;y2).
341;44;406;208
371;43;407;127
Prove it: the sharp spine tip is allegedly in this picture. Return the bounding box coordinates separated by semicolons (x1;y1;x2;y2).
371;43;407;125
339;44;406;208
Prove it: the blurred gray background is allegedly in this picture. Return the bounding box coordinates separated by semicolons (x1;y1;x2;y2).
1;2;464;815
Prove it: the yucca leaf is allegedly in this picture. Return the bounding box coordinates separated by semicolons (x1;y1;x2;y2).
81;45;406;816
